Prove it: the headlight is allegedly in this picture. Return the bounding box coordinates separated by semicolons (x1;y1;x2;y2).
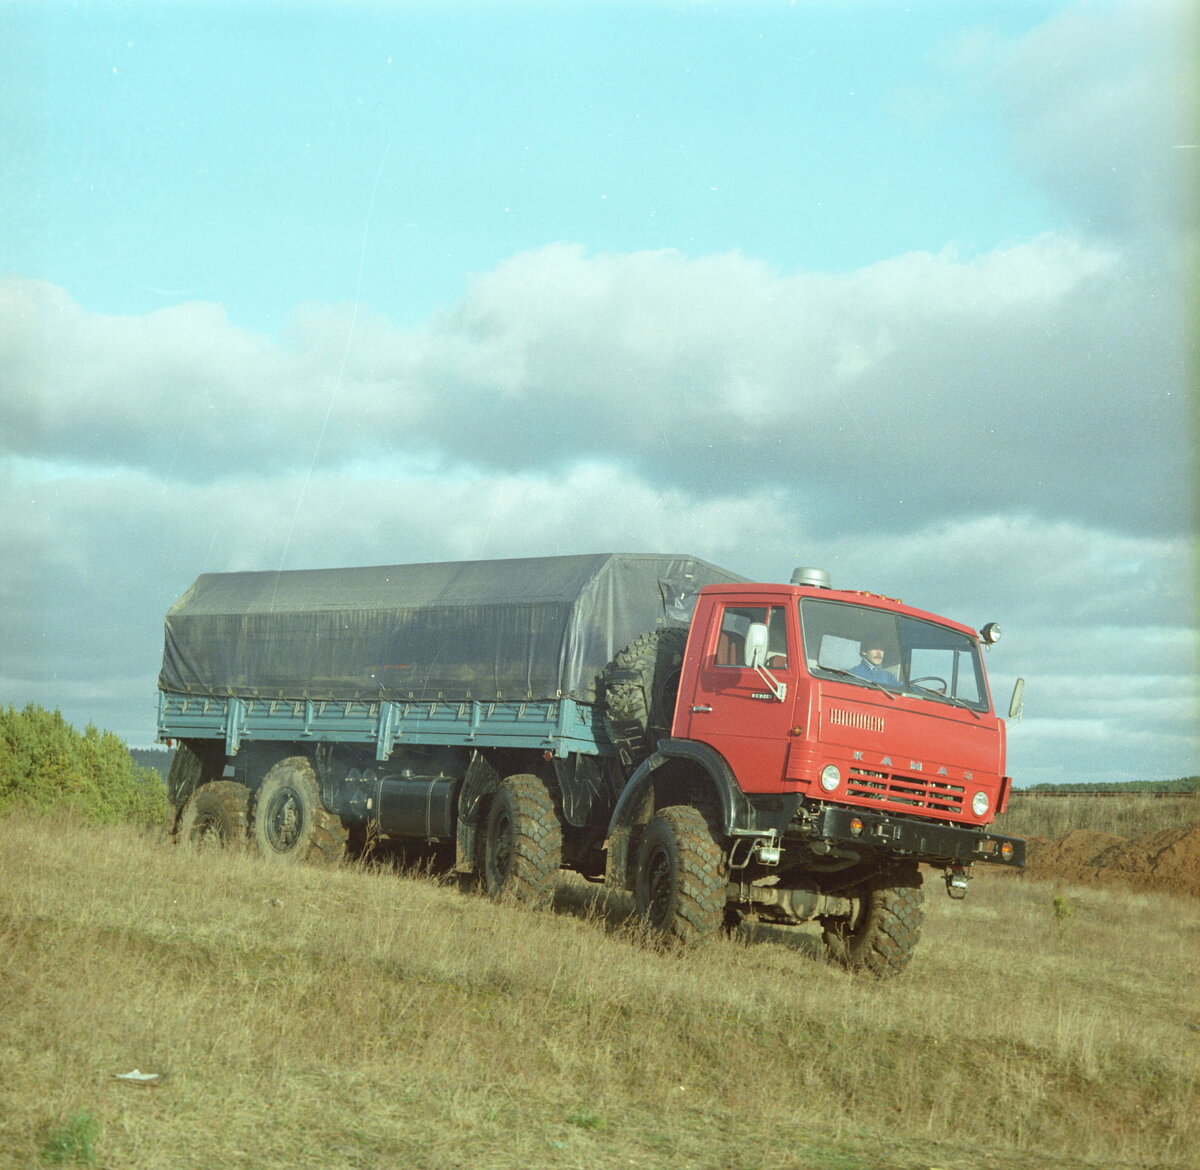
819;765;841;792
972;790;990;816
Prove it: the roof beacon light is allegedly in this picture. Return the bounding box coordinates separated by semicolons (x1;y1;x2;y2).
792;567;831;590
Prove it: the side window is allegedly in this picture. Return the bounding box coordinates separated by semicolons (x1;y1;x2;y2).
716;606;789;668
766;606;790;669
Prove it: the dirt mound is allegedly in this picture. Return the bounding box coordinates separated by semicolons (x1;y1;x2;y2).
1019;826;1200;897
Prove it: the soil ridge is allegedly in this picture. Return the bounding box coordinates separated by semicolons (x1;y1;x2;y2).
1016;825;1200;897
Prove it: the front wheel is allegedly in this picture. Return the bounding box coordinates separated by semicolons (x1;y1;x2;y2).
482;774;563;905
633;805;726;946
820;865;924;977
177;781;251;849
251;756;347;865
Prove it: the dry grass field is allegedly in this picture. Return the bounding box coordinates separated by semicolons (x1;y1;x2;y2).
2;810;1197;1170
993;792;1200;841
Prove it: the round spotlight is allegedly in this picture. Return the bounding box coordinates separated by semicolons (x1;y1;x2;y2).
819;765;841;792
972;790;990;816
980;622;1002;645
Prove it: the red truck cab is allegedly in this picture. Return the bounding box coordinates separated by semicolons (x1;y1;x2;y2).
597;569;1024;972
676;579;1012;826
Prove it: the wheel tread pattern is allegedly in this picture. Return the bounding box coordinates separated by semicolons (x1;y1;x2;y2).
823;866;925;977
252;756;348;866
485;774;563;905
636;804;726;947
177;780;251;848
603;628;688;767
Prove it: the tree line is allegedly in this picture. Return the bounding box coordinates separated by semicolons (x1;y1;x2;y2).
1020;776;1200;794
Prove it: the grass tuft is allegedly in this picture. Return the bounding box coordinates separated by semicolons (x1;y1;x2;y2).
39;1111;100;1166
1051;894;1075;940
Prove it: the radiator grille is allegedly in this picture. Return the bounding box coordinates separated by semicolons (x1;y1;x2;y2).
847;766;965;814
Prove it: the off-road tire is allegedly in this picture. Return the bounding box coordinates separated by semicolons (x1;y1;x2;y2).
633;804;726;947
166;740;223;811
251;755;347;866
176;781;251;850
603;626;689;768
820;865;924;977
483;774;563;905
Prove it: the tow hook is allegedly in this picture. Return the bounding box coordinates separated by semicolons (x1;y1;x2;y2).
944;863;970;900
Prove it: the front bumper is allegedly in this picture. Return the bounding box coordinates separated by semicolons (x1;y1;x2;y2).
809;804;1025;868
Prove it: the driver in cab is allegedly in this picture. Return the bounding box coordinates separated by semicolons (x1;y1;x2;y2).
850;638;899;685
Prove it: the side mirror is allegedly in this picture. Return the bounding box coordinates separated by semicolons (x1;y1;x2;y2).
744;622;770;668
1008;678;1025;723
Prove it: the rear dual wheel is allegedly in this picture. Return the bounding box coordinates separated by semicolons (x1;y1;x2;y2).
252;756;348;865
482;774;563;905
177;781;251;849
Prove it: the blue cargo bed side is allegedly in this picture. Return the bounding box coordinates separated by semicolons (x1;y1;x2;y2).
158;689;610;761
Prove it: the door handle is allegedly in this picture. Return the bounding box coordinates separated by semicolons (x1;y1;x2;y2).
691;705;713;713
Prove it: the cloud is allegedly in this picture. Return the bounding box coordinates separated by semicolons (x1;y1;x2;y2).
949;0;1198;251
809;514;1195;632
1;454;1193;782
421;235;1188;537
1;225;1189;539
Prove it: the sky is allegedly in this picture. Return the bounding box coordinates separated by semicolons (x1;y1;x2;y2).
1;0;1196;786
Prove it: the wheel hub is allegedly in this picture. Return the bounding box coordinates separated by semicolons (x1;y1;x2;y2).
645;846;673;927
490;810;513;878
265;787;303;852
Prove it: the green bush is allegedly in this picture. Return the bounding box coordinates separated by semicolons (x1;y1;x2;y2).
40;1109;100;1166
0;704;168;827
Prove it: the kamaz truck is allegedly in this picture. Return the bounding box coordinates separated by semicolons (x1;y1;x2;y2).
159;552;1024;975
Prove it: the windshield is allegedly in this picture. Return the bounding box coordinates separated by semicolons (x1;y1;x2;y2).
799;598;990;712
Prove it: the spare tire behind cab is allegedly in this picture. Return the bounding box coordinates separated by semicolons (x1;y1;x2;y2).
602;626;689;769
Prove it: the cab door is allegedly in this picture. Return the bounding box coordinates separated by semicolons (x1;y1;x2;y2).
678;601;797;791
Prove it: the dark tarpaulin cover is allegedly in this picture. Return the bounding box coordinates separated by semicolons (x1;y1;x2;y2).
159;553;748;704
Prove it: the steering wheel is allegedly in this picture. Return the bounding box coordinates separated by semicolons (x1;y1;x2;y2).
909;676;948;694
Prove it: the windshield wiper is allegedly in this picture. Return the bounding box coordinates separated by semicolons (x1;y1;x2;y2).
903;683;982;719
819;666;898;702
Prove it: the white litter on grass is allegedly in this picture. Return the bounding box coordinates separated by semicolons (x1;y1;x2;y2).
114;1069;164;1084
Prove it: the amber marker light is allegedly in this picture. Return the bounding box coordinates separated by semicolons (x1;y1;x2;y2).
849;817;864;836
1000;841;1014;861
